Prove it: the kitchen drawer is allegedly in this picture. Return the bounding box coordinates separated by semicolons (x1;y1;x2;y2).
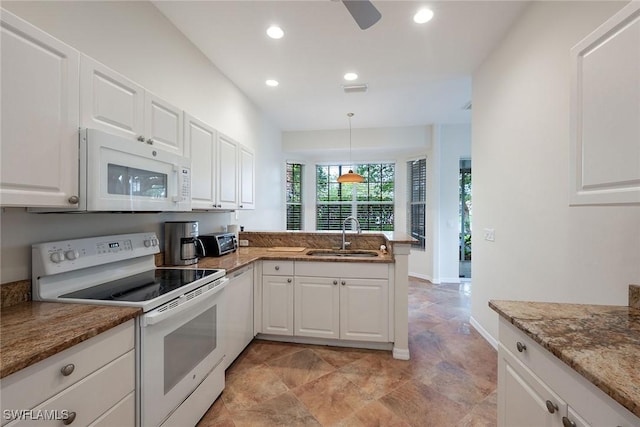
1;320;134;420
89;392;134;427
262;260;294;276
295;261;388;279
6;350;134;427
499;317;551;377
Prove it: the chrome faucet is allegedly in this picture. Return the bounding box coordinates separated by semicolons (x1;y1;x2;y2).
342;216;362;250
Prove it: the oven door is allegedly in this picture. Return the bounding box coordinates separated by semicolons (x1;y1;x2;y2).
83;129;191;212
139;278;227;427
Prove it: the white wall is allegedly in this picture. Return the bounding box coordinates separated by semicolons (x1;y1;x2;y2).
408;124;471;283
1;1;283;283
282;125;431;233
471;1;639;343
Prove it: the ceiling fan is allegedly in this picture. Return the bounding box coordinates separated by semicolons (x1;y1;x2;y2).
342;0;381;30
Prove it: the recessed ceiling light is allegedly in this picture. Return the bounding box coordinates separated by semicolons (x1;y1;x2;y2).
266;25;284;39
265;79;279;87
344;72;358;81
414;8;434;24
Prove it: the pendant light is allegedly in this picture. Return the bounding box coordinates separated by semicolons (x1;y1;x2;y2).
337;112;365;183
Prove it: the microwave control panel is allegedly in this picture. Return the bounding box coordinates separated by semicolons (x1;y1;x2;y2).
179;167;191;202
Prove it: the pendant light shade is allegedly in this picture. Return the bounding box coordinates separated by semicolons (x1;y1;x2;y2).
338;113;365;183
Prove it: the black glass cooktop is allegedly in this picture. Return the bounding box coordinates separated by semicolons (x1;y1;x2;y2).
60;269;221;302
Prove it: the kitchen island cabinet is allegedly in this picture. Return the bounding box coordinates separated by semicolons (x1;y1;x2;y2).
259;260;391;347
0;9;80;208
491;300;640;426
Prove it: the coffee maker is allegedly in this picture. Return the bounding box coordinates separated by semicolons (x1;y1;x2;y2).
164;221;205;266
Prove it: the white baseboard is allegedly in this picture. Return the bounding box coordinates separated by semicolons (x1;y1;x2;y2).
408;272;434;282
470;316;498;350
392;347;410;360
439;277;462;284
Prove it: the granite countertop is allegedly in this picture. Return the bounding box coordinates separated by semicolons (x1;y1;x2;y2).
194;246;394;274
490;300;640;418
0;302;141;379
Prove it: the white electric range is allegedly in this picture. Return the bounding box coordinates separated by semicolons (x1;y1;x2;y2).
32;232;228;427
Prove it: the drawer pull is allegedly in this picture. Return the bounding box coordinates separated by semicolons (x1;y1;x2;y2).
60;364;75;376
275;266;280;271
516;342;527;352
545;400;558;414
333;280;338;285
341;281;346;286
287;278;292;283
63;411;76;425
562;417;577;427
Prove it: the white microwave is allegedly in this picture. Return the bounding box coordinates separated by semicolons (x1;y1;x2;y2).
34;129;192;212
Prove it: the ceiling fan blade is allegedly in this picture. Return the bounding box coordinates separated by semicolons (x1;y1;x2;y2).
342;0;381;30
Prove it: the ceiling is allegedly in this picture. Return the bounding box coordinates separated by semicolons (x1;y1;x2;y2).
154;1;529;131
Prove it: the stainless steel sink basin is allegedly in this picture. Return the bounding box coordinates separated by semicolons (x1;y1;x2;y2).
306;250;379;258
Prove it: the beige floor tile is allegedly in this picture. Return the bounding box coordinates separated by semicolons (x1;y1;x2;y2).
267;348;336;388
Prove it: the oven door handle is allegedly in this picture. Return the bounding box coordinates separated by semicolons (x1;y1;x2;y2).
141;278;228;327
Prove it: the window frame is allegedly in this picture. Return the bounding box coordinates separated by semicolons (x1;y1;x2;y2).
285;162;304;231
315;162;395;232
407;157;426;250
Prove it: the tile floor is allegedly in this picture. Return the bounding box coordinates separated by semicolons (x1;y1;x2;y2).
198;277;497;427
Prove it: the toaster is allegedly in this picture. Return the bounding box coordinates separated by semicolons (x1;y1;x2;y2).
199;232;238;257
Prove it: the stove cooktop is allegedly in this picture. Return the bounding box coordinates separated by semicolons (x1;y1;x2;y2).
60;268;222;303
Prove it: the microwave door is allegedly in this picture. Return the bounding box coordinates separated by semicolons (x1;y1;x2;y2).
84;129;191;211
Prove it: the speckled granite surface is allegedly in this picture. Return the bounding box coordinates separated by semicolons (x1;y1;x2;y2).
489;300;640;418
0;302;141;378
630;285;640;309
0;279;31;308
193;246;393;273
239;230;416;250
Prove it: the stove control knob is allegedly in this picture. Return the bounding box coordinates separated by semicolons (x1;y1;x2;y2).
144;239;152;248
50;252;64;263
65;250;80;261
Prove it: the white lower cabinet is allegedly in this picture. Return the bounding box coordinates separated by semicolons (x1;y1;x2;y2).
1;320;135;427
262;261;390;344
294;276;340;339
499;344;566;427
225;265;255;369
498;317;640;427
262;274;294;336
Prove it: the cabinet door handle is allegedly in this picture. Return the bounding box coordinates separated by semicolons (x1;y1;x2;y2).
239;205;244;208
287;278;292;283
68;195;79;204
60;363;75;376
341;281;346;286
562;417;577;427
137;135;145;142
62;412;76;425
516;341;527;352
275;266;280;271
146;138;154;145
545;400;558;414
333;280;338;285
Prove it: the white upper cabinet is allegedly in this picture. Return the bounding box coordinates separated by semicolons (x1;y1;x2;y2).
570;2;640;205
81;55;185;156
185;113;217;209
145;91;184;156
217;133;239;209
1;9;80;208
239;145;255;210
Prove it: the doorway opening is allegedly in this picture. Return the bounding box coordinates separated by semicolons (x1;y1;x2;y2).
459;159;472;279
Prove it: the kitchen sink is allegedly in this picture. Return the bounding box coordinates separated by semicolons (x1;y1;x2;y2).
306;250;379;258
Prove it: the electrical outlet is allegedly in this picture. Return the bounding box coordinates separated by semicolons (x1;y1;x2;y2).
484;228;495;242
239;239;249;247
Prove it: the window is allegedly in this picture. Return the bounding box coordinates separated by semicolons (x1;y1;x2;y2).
316;164;394;231
286;162;303;230
407;158;426;249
